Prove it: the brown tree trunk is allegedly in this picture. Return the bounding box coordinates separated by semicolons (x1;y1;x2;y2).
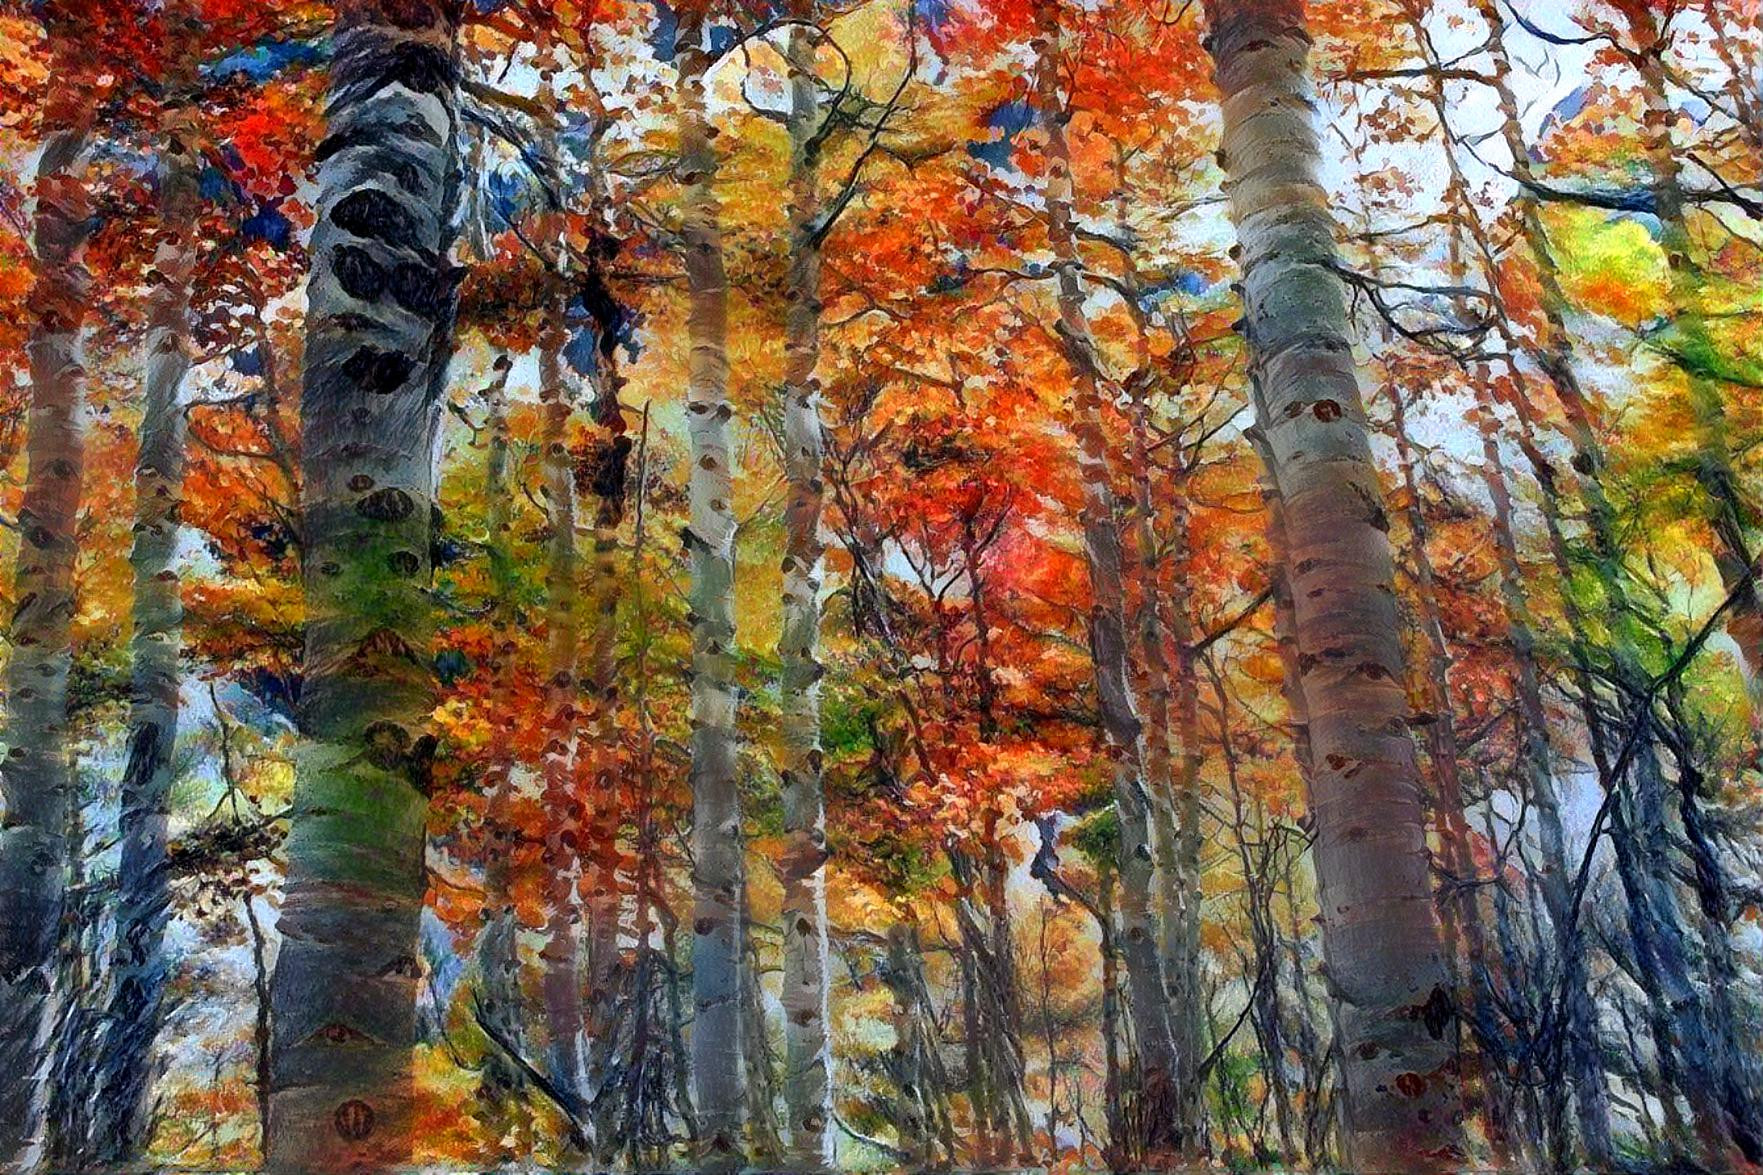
1031;8;1184;1158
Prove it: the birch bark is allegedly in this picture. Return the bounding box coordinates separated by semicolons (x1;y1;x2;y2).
265;2;463;1166
1204;1;1463;1166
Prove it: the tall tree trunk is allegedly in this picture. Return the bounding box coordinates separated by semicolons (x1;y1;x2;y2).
1384;383;1504;1158
582;363;631;1160
1096;862;1126;1169
1475;408;1613;1168
473;356;530;1155
1031;8;1184;1159
883;923;930;1170
92;17;198;1158
0;22;95;1165
778;16;835;1171
537;288;587;1120
264;1;462;1167
678;20;747;1168
45;789;101;1170
1166;500;1206;1148
1202;2;1463;1168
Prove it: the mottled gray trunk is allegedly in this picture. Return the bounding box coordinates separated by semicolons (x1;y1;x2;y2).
264;2;462;1167
678;23;747;1168
474;356;529;1154
1203;1;1463;1167
92;24;199;1159
1031;7;1183;1157
0;27;93;1165
778;18;835;1173
1384;383;1503;1157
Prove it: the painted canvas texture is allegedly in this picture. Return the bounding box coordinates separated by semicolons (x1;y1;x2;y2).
0;1;1760;1172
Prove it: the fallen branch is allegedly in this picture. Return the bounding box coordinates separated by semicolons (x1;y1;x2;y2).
471;992;591;1150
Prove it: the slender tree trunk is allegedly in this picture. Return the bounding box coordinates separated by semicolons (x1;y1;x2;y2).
1032;9;1184;1159
883;924;930;1171
1122;377;1185;994
46;794;100;1171
474;356;530;1156
92;19;198;1158
778;16;836;1171
678;21;747;1167
1472;4;1737;1160
265;1;463;1167
1097;862;1126;1170
1203;2;1463;1168
1625;6;1763;711
982;828;1035;1161
1625;28;1763;1151
1384;383;1506;1158
958;905;992;1167
538;289;587;1119
246;890;274;1155
581;315;631;1163
0;22;95;1165
1167;503;1206;1149
742;906;784;1165
1475;408;1613;1168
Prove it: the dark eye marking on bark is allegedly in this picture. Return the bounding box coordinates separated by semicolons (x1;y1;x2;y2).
1312;399;1342;421
356;487;415;522
331;189;425;254
332;246;388;303
332;37;456;104
316;113;442;163
387;549;421;576
388;262;447;318
316;136;441;200
342;346;415;396
377;954;421;978
1418;984;1455;1038
318;1021;372;1044
333;1098;375;1140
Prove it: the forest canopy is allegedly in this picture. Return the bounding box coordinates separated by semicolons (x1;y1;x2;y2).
0;0;1760;1172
